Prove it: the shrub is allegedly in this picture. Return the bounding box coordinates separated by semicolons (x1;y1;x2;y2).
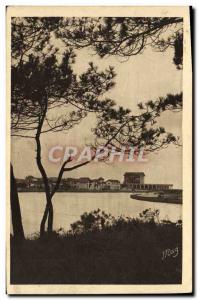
70;209;115;234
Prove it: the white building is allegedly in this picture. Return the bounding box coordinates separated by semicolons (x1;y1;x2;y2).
105;180;121;190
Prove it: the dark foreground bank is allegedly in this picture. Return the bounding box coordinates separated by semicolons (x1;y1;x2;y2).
11;214;182;284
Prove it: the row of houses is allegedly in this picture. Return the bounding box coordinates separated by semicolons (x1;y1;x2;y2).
17;172;173;192
17;176;121;191
63;177;121;191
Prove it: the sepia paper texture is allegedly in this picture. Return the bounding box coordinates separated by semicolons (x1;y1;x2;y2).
7;6;192;294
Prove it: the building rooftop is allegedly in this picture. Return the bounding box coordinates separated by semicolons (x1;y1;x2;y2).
65;178;78;182
106;180;120;183
124;172;145;176
79;177;90;183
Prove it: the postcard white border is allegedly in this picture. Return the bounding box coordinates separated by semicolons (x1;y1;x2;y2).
6;6;192;294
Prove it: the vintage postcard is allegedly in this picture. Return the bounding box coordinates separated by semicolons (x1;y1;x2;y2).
7;6;192;294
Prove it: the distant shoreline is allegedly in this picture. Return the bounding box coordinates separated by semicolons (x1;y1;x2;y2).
130;194;182;205
18;190;132;193
18;189;181;194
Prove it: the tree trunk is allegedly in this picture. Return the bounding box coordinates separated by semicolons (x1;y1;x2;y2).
40;203;49;237
10;163;25;240
47;201;53;233
40;197;54;236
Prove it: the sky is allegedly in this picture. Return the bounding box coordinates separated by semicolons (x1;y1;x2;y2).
11;40;183;188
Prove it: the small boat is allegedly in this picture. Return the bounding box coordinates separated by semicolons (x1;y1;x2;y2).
130;191;182;204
